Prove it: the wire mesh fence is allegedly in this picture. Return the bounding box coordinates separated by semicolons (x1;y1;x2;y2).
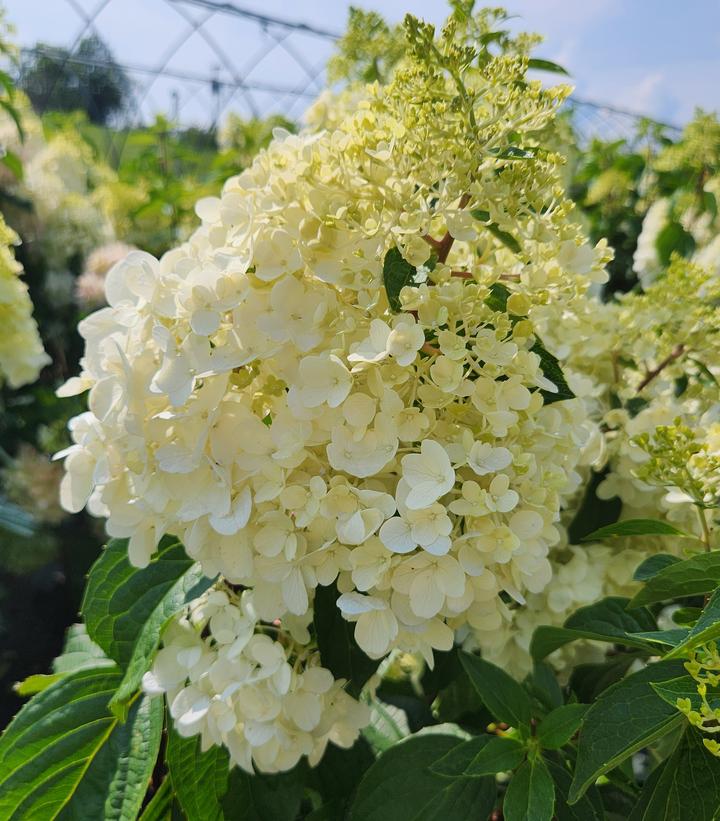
12;0;684;143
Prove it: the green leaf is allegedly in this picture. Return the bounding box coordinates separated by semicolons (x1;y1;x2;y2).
13;673;63;697
530;597;657;660
349;734;496;821
525;662;564;713
82;537;214;716
56;694;163;821
309;739;374;813
527;57;570;75
581;519;690;542
655;221;695;265
629;552;720;608
313;583;380;698
460;652;533;732
536;704;588;749
0;667;162;820
383;247;418;312
650;675;720;712
569;654;640;703
546;759;604;821
166;727;229;821
470;209;522;253
566;467;621;543
628;729;720;820
633;554;681;582
430;735;526;777
484;281;511;312
664;587;720;659
221;765;305;821
569;660;686;802
503;757;555;821
530;338;575;403
53;623;112;675
627;628;690;648
1;150;22;179
138;778;172;821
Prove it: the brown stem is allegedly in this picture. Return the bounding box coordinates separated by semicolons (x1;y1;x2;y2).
422;342;440;356
637;344;685;392
451;270;473;279
422;193;472;264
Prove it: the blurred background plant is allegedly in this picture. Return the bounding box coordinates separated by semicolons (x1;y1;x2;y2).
0;0;718;733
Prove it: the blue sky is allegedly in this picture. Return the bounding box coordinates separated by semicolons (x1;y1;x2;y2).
5;0;719;128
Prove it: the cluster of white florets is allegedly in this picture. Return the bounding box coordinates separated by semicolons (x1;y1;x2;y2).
143;588;368;773
56;9;646;769
0;214;49;387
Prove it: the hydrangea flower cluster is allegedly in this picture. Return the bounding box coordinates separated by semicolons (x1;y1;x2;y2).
57;9;642;769
0;214;49;387
143;588;368;773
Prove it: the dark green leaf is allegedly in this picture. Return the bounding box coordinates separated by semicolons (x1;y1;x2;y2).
628;729;720;820
665;587;720;659
566;468;621;543
569;660;686;802
309;739;374;813
537;704;588;749
82;537;213;716
349;734;496;821
0;667;162;820
53;623;112;675
431;735;526;777
650;675;720;712
57;694;163;821
138;778;173;821
484;281;511;312
629;552;720;608
488;146;538;160
167;728;229;821
546;759;604;821
530;338;575;403
525;662;564;713
222;765;305;821
383;247;418;312
313;583;380;698
527;58;570;75
569;654;640;703
530;597;657;660
627;628;689;648
581;519;690;542
633;554;681;582
503;757;555;821
471;209;522;253
460;652;533;732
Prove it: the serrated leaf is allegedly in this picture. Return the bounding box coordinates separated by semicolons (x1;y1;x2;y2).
82;537;214;716
536;704;588;749
569;654;640;703
569;660;686;803
530;596;657;660
628;729;720;820
431;734;526;777
581;519;690;542
629;552;720;608
349;734;496;821
383;247;417;312
503;757;555;821
460;652;533;732
0;667;162;820
313;583;380;698
53;623;112;675
527;57;570;75
167;728;229;821
664;587;720;659
530;338;575;403
633;554;681;581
